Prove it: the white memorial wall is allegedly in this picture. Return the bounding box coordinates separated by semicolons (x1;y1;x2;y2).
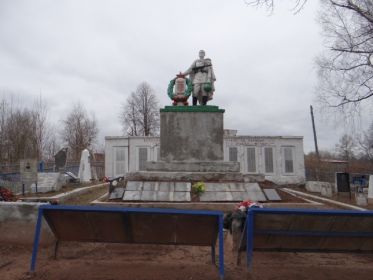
105;133;305;184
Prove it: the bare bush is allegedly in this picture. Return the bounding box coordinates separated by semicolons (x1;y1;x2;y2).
0;95;52;163
120;82;160;136
61;103;98;161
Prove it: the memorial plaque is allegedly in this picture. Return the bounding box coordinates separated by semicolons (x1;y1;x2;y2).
54;148;68;171
263;189;282;201
20;159;38;190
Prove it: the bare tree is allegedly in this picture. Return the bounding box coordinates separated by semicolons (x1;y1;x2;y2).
0;94;57;164
357;120;373;161
249;1;373;116
0;96;39;163
120;82;160;136
246;0;307;14
61;103;98;161
0;98;8;163
30;96;51;160
6;107;37;161
44;125;61;161
122;93;139;136
335;133;357;160
317;1;373;118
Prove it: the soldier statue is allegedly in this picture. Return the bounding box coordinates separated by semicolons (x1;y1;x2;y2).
183;50;216;106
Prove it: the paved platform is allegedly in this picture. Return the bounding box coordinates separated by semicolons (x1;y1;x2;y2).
120;181;266;202
123;181;191;202
199;183;267;202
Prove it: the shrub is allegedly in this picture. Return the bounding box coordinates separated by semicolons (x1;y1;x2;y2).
192;182;205;195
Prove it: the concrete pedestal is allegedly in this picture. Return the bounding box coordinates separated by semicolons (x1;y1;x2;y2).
145;161;240;172
113;105;266;202
160;106;224;162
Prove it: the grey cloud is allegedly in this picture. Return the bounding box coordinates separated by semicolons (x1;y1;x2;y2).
0;0;360;153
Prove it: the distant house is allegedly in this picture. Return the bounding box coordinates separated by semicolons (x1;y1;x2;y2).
105;130;305;185
92;152;105;162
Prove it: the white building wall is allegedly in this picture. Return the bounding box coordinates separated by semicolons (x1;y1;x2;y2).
128;137;160;172
105;137;129;178
105;135;305;184
224;136;305;184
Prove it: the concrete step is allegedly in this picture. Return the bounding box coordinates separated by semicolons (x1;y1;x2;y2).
145;161;240;172
126;171;264;183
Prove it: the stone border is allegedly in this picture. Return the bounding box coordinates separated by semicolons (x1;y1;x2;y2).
160;105;225;113
19;183;108;203
283;188;366;211
90;200;323;212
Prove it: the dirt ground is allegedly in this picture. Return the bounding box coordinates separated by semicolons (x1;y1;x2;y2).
2;183;373;279
2;234;373;280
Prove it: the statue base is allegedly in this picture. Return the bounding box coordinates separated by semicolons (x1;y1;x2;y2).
109;105;267;203
145;161;240;172
160;105;225;162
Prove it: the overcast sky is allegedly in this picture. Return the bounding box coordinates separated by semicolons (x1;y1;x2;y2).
0;0;370;153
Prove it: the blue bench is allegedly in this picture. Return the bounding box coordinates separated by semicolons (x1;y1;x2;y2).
30;205;225;279
238;208;373;269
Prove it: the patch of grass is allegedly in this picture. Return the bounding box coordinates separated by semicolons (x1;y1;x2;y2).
63;186;108;205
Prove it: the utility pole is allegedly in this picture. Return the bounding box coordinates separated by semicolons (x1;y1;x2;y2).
310;105;320;161
310;105;320;181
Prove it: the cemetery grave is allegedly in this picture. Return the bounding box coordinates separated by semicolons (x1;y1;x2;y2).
0;147;108;205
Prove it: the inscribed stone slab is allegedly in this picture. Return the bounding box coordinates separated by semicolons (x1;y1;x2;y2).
245;191;267;201
141;191;157;201
204;183;230;192
156;191;172;201
175;182;191;192
54;148;68;171
243;183;262;192
123;191;141;201
231;192;247;201
109;187;125;200
126;181;143;191
200;191;233;201
263;189;282;201
143;181;158;191
159;181;174;192
174;192;191;202
20;159;38;186
229;183;245;192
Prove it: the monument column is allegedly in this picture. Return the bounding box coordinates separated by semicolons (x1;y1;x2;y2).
160;105;224;162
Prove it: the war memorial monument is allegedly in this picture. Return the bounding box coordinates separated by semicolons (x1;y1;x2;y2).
105;50;305;203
